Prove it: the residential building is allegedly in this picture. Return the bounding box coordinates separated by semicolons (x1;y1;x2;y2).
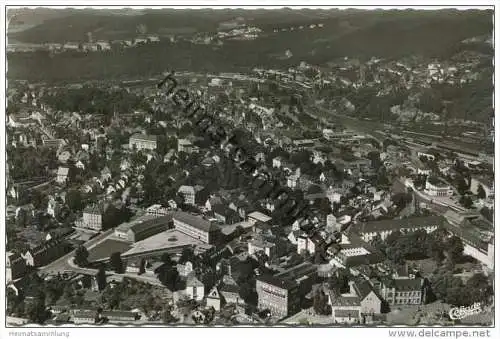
173;212;219;244
272;156;283;168
248;211;272;224
177;261;194;277
23;239;69;267
72;311;97;325
206;287;221;311
213;204;241;224
220;282;242;305
101;310;138;323
351;280;383;314
178;185;205;205
297;234;323;256
178;139;193;153
256;275;300;318
352;216;443;242
248;237;277;259
7;252;27;282
82;204;109;231
185;275;205;301
328;291;362;324
145;204;170;217
42;139;65;149
56;167;69;184
129;133;157;150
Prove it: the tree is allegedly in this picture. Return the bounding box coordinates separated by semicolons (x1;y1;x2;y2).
329;268;350;294
16;208;29;228
313;288;330;315
201;270;217;291
477;185;486;199
459;195;473;209
157;265;180;291
27;291;50;325
161;253;175;267
466;273;493;305
456;178;469;195
179;247;195;265
74;245;89;267
370;234;387;255
110;252;124;273
66;189;83;211
139;258;146;275
444;236;464;264
96;265;107;291
239;281;258;305
480;207;493;223
392;193;413;210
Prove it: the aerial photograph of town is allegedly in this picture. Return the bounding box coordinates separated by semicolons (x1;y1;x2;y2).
3;4;496;332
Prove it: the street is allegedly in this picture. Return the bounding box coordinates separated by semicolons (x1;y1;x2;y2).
38;228;115;275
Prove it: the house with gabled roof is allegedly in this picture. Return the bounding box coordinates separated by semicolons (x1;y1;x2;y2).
206;286;221;311
351;279;383;315
23;238;69;267
185;275;205;301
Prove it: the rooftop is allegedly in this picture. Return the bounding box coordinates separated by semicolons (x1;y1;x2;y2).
129;215;172;234
130;133;157;142
248;211;272;223
122;229;203;257
57;167;69;175
173;212;218;233
353;216;444;234
178;139;193;145
115;214;158;232
257;274;297;291
384;277;423;291
427;177;449;188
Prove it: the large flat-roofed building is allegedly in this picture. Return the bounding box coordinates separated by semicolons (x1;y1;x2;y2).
443;215;494;270
173;212;219;244
127;215;172;242
256;275;300;318
129;133;157;151
352;216;443;242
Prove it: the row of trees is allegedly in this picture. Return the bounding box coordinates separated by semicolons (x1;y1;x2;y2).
429;269;493;307
371;228;464;265
39;87;150;116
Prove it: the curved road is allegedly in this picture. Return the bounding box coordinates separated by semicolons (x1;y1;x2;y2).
38;228;115;275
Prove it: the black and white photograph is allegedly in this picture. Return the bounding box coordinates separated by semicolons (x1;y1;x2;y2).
2;2;497;336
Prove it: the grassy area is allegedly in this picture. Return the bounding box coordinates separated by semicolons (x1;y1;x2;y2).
87;239;132;262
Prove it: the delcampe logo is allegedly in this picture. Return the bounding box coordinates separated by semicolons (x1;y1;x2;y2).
449;303;484;320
